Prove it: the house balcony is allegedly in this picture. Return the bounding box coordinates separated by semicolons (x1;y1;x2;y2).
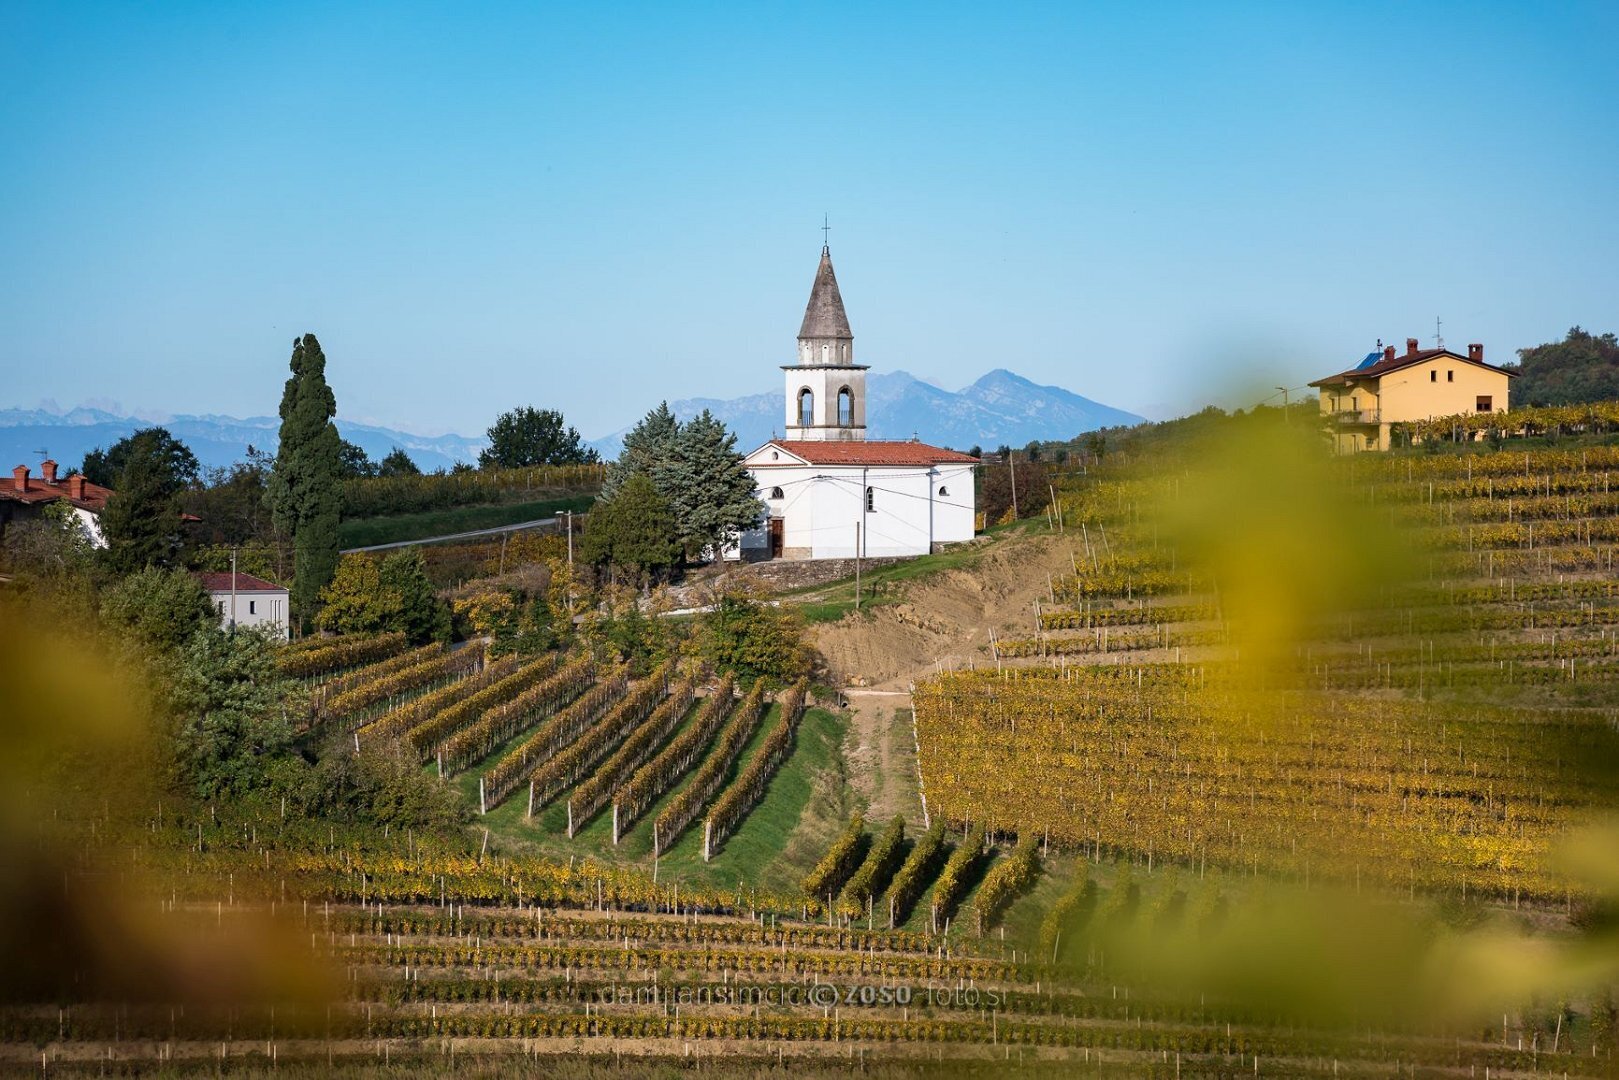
1333;409;1381;426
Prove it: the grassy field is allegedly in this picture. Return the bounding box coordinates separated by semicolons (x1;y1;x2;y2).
339;494;594;549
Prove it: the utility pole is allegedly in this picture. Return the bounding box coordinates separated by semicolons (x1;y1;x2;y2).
1275;386;1290;425
561;510;575;618
854;523;862;611
229;547;238;632
1009;451;1019;519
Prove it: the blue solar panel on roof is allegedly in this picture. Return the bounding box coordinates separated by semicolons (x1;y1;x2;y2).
1355;351;1381;370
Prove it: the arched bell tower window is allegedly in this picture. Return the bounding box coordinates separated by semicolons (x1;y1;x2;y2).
769;486;784;500
837;386;853;426
798;388;814;428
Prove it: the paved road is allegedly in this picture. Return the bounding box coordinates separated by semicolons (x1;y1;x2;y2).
342;515;563;554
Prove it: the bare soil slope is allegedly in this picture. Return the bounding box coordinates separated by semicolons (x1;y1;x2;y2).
813;532;1077;690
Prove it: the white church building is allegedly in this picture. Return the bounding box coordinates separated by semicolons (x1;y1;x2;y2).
733;245;978;561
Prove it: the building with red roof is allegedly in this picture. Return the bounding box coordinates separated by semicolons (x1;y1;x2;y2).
1309;336;1516;453
0;460;114;547
730;247;979;560
192;569;290;639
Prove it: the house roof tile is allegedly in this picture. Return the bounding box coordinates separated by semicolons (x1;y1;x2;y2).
754;440;978;466
1309;347;1517;388
192;571;287;593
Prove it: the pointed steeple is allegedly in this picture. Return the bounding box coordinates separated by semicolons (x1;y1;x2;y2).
798;246;853;341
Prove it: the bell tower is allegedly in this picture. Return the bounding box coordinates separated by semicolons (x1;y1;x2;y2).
783;244;867;441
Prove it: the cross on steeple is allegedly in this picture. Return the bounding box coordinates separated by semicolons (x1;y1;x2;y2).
821;214;830;251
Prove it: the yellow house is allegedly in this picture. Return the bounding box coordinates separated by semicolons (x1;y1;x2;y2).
1309;337;1516;453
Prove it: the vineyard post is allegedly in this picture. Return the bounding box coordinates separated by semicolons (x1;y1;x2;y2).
478;778;486;816
527;780;534;819
612;804;619;846
703;820;712;863
855;523;862;611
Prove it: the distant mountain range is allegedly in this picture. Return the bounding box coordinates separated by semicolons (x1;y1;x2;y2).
1;369;1142;474
0;407;484;475
588;369;1144;458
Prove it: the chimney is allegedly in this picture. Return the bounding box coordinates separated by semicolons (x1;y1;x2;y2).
12;465;27;493
1383;345;1396;362
1468;343;1484;362
41;459;57;485
68;475;86;500
1406;337;1420;357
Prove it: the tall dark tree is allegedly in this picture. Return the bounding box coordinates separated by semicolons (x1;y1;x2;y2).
601;402;680;499
81;427;199;490
267;334;343;626
478;406;598;468
99;430;197;573
665;410;764;561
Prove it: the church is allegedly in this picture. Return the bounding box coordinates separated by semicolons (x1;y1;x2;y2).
731;245;979;561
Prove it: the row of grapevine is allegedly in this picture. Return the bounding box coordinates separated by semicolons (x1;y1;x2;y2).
930;824;986;932
340;461;603;518
972;834;1042;932
525;660;677;816
886;820;947;929
405;654;562;760
565;675;698;836
1039;864;1093;963
441;654;596;778
611;675;741;843
651;680;768;855
702;679;809;861
837;815;906;919
309;641;442;713
320;642;485;728
278;632;407;679
357;654;523;743
801;813;866;903
481;671;629;810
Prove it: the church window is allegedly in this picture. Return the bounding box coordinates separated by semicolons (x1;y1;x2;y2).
866;486;875;512
798;388;814;428
837;386;853;426
938;485;949;497
769;487;783;500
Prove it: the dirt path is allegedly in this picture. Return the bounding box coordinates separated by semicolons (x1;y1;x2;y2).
840;690;923;826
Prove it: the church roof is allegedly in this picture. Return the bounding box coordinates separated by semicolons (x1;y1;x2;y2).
798;246;853;340
754;440;978;467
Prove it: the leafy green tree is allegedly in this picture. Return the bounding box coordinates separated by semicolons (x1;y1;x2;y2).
80;427;199;490
99;567;216;654
338;438;378;479
2;500;102;619
316;550;447;643
187;446;276;547
602;402;680;499
1505;327;1619;406
378;547;450;643
580;473;681;582
981;457;1050;525
699;586;810;685
378;448;420;477
267;334;343;626
100;430;197;573
478;406;598;468
296;737;465;829
165;624;293;799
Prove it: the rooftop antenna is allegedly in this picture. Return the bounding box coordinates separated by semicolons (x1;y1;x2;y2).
821;214;830;251
1433;317;1444;351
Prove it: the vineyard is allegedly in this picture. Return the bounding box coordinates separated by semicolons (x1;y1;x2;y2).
913;442;1619;907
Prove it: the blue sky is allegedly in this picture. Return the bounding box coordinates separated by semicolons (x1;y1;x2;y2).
2;2;1616;437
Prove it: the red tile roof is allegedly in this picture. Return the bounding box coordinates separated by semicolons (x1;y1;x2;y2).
192;571;286;593
1;464;113;512
755;440;979;466
1309;347;1517;388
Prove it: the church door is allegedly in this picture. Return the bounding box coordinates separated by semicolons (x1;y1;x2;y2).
769;518;784;558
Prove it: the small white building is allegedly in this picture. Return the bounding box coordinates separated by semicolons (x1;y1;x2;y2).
194;571;291;640
733;245;979;561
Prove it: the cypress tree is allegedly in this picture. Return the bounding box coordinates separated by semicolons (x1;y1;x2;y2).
267;334;342;628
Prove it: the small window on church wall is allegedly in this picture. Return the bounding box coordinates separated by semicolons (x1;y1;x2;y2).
938;485;949;497
821;344;829;362
837;386;853;426
866;486;875;512
798;388;814;428
770;487;783;500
